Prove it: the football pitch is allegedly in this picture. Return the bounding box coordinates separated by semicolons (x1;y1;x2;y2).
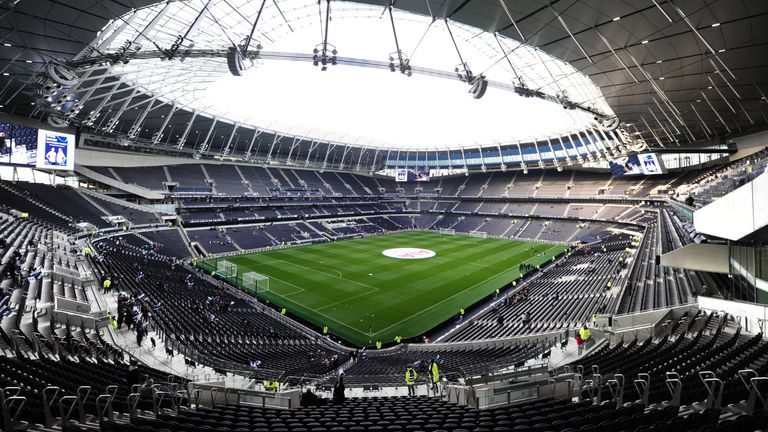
204;231;567;346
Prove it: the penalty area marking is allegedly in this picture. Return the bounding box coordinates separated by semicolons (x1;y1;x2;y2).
382;248;436;259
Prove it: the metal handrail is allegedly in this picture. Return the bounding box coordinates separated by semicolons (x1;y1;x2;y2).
42;386;60;427
75;385;91;423
634;373;650;407
1;395;26;432
126;393;141;419
58;395;79;429
153;391;172;416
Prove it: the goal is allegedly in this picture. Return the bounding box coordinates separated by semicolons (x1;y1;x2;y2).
216;260;237;279
242;272;269;295
439;228;456;235
469;231;488;239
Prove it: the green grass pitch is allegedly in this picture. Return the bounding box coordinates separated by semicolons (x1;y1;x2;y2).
205;231;567;346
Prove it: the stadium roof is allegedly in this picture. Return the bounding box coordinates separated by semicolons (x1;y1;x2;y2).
1;0;767;153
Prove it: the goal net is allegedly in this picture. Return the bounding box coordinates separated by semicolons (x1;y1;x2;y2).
439;228;455;235
217;260;237;279
242;272;269;295
469;231;488;239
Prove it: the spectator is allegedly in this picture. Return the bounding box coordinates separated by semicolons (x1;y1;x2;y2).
126;358;142;390
139;375;155;400
332;373;345;404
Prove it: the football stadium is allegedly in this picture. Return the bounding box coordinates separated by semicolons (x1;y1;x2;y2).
202;232;567;346
0;1;768;431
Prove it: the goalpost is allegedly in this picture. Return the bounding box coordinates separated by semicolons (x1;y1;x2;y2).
439;228;456;235
217;260;237;279
469;231;488;239
242;272;269;295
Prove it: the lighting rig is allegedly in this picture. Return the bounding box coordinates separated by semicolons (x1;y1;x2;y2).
28;0;622;139
445;19;488;99
313;0;338;71
387;1;412;76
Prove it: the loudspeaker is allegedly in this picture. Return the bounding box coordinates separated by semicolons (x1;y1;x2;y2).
470;76;488;99
227;46;246;76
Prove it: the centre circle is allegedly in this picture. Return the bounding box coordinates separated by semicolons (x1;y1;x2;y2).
382;248;437;260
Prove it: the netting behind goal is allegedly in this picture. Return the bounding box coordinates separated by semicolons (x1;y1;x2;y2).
439;228;455;235
217;260;237;278
242;272;269;295
469;231;488;238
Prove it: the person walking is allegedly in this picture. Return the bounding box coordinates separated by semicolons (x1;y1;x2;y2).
579;324;592;351
429;358;441;396
405;364;418;396
136;322;145;347
592;312;599;327
576;332;584;356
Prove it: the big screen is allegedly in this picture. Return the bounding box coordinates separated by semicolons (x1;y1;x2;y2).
36;128;76;171
0;121;75;170
609;153;665;177
395;167;430;182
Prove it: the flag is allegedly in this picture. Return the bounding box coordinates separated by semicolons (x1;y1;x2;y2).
153;302;163;310
209;314;218;322
250;360;261;369
27;267;43;282
137;293;149;301
0;296;12;317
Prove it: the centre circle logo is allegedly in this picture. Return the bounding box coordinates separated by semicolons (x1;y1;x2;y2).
382;248;436;259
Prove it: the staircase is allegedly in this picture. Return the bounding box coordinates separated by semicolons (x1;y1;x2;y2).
74;189;112;218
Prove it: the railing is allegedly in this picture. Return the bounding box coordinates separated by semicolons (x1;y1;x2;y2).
190;381;298;410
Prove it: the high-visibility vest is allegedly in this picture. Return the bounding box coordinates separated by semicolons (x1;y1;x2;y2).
431;362;440;383
375;341;382;349
103;280;111;289
405;368;417;385
323;325;329;334
460;308;465;315
592;313;598;322
281;308;286;315
579;328;591;341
